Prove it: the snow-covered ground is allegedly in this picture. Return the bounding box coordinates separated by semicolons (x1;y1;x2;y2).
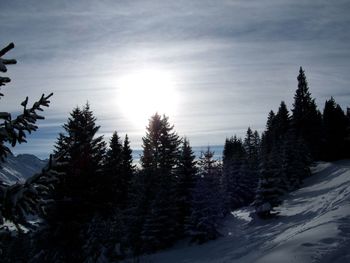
0;154;47;185
136;160;350;263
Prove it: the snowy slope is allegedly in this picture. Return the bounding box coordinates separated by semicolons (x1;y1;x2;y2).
0;154;47;185
138;161;350;263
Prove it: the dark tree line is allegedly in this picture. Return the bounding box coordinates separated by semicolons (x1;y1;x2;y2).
1;44;350;263
254;67;350;217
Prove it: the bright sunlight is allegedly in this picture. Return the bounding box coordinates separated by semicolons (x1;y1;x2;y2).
118;68;179;128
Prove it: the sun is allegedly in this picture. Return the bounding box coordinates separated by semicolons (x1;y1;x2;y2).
117;68;179;128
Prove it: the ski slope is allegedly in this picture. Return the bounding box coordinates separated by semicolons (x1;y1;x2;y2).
138;160;350;263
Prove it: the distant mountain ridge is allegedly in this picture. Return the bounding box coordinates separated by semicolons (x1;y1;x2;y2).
0;154;47;185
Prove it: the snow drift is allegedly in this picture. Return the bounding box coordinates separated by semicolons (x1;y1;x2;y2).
138;160;350;263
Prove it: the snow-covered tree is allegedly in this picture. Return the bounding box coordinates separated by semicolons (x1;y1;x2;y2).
0;43;53;224
0;42;55;262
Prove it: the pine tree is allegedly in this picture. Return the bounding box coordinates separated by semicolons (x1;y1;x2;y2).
244;128;254;159
292;67;323;160
222;136;252;209
123;170;149;256
139;113;181;253
0;43;55;260
256;100;311;218
104;131;124;209
175;138;197;238
243;128;260;201
322;97;348;160
281;132;311;190
186;148;223;243
254;144;288;218
121;134;134;185
274;101;290;140
0;43;53;163
141;113;181;174
261;110;276;155
34;103;106;262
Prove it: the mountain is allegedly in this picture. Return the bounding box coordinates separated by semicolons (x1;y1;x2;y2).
140;160;350;263
0;154;47;185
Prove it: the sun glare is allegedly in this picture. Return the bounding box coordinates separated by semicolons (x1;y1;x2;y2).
118;68;179;128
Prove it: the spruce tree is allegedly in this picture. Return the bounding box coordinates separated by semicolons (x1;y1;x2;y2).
104;131;125;209
274;101;290;140
186;148;223;243
141;113;180;172
175;138;197;238
322;97;348;160
254;144;288;218
261;110;276;156
292;67;323;160
139;113;181;253
256;100;311;218
121;134;135;185
222;136;252;209
0;43;55;260
243;128;260;201
281;132;311;190
35;103;106;262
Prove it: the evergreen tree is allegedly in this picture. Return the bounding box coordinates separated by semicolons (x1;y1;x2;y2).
261;110;276;155
274;101;290;140
244;127;254;159
292;67;323;160
141;113;181;173
186;148;223;243
243;128;260;201
281;132;311;190
322;97;348;160
175;138;197;238
346;108;350;158
0;44;53;203
254;144;288;218
0;43;54;260
138;113;181;253
222;136;252;209
256;100;311;218
34;103;106;262
123;170;149;256
104;131;125;209
121;134;135;185
252;130;261;159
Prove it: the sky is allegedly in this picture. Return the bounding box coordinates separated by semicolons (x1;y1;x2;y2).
1;0;350;159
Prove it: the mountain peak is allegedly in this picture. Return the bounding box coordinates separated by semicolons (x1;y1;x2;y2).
0;154;47;185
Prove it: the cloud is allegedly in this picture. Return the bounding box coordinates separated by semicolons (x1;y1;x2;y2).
1;0;350;157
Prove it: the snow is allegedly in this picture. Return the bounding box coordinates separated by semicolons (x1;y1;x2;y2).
133;160;350;263
0;154;47;185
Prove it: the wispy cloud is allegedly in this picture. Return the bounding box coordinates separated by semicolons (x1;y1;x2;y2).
1;0;350;158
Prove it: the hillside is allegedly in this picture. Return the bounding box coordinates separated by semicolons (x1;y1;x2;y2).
138;161;350;263
0;154;47;185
